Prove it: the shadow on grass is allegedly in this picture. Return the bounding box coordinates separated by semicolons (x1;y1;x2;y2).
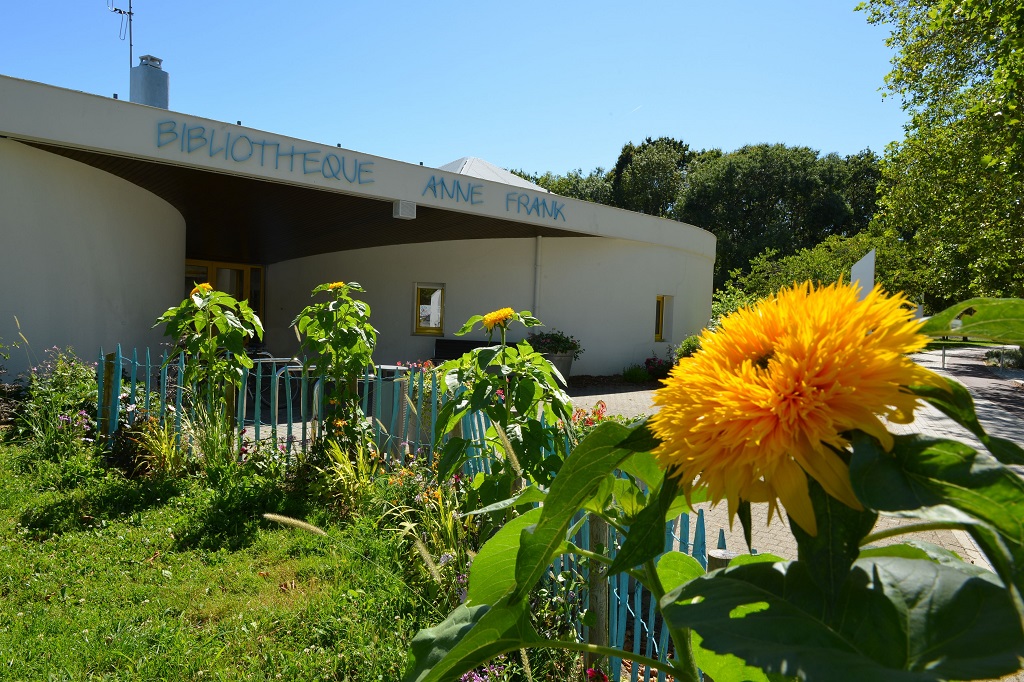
172;477;320;552
18;474;187;538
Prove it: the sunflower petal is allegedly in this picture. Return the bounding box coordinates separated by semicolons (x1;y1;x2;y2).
770;460;816;536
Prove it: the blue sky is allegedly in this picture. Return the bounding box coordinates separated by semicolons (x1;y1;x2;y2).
0;1;905;174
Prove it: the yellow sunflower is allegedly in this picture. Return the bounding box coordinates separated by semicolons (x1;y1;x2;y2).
327;281;346;290
650;281;946;535
482;307;515;331
190;282;213;296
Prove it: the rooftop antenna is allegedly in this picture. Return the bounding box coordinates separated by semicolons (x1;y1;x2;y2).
107;0;134;73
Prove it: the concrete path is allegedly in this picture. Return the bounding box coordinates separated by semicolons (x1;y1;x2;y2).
566;347;1024;569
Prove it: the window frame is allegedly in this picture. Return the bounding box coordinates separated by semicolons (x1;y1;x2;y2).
655;295;666;342
412;282;446;336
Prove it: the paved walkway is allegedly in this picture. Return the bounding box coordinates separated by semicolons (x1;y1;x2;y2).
567;347;1024;569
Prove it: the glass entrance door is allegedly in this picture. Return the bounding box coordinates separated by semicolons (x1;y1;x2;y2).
185;259;265;320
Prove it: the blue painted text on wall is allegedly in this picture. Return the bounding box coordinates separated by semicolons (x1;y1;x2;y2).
505;192;567;222
421;175;483;204
156;121;374;185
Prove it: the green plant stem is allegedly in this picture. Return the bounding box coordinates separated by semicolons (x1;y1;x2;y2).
530;640;687;679
642;558;701;682
860;521;971;546
567;544;646;584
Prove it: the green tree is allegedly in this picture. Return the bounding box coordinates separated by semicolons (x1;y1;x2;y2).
729;231;923;304
859;0;1024;170
521;167;614;205
674;144;875;287
611;137;696;216
874;113;1024;308
860;0;1024;309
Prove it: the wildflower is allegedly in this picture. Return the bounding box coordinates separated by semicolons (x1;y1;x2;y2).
189;282;213;296
650;281;945;535
587;668;609;682
482;307;515;331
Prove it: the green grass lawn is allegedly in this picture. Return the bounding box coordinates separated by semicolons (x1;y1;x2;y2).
0;445;433;681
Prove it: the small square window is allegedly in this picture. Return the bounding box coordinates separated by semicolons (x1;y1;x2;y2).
413;283;445;336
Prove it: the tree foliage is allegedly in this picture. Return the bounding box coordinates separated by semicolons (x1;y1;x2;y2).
674;144;880;287
610;137;695;216
860;0;1024;310
518;167;613;206
728;231;922;303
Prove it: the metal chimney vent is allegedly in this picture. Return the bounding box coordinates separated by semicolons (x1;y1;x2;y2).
130;54;169;109
393;200;417;220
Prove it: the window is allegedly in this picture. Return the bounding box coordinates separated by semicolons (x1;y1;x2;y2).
185;259;265;320
413;283;445;335
655;295;668;342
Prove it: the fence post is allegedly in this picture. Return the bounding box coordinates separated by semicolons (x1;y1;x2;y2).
103;346;122;438
96;349;106;436
144;348;152;416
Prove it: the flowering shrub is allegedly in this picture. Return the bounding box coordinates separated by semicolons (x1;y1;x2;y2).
375;462;474;615
526;329;584;361
569;400;636;445
14;347;97;462
643;354;673;380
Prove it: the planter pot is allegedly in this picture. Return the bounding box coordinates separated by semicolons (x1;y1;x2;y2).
544;352;574;386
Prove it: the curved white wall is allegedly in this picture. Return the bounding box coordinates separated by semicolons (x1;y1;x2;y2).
265;236;712;375
0;139;185;373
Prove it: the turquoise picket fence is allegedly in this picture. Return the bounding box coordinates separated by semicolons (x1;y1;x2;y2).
95;345;446;464
96;344;724;679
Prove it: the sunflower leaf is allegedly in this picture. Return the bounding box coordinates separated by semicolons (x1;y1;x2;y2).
692;630;771;682
662;557;1024;682
467;508;542;608
404;593;540;682
615;418;662;453
909;378;1024;466
607;475;679;577
511;421;636;601
850;432;1024;624
616;450;664;489
789;476;878;619
919;297;1024;344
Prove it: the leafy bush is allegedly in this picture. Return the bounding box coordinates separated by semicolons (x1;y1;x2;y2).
15;347;97;462
985;346;1023;369
643;354;673;380
621;363;652;383
569;400;637;445
526;329;584;360
673;334;703;360
0;336;24;426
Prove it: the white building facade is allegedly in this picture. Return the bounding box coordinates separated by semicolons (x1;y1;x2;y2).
0;74;716;375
